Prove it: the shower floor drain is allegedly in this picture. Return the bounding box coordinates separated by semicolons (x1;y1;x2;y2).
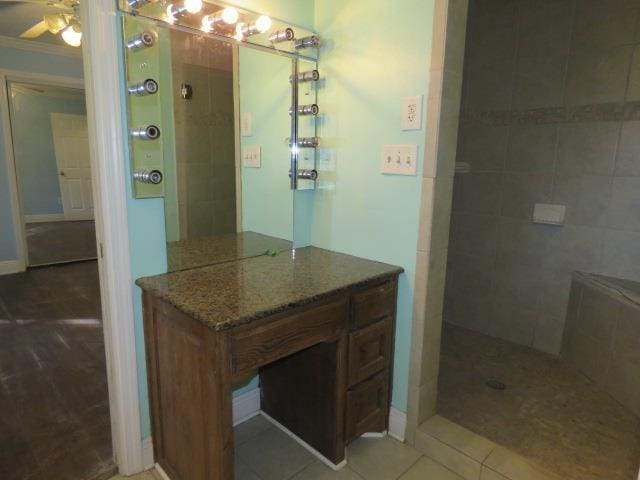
486;379;507;390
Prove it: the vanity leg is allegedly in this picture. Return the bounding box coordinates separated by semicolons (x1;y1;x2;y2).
206;332;235;480
141;295;235;480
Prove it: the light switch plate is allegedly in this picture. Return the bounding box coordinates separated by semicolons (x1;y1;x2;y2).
241;113;253;137
402;95;423;131
242;145;261;168
380;145;418;175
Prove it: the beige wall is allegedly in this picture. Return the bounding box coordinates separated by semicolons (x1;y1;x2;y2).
171;32;237;239
406;0;468;442
445;0;640;354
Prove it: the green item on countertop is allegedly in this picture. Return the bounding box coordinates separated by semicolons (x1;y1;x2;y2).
265;248;279;257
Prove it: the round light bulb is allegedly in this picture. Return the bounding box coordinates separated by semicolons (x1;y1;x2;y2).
166;4;176;22
183;0;202;13
256;15;272;33
222;7;239;24
61;24;82;47
235;23;246;40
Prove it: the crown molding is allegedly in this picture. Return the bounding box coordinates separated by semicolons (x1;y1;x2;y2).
0;35;82;58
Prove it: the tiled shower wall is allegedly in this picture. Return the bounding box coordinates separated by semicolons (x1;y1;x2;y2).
171;32;237;239
444;0;640;354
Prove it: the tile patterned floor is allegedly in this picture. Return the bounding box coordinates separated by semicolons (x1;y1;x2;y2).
26;221;97;266
111;416;464;480
0;261;113;480
438;323;640;480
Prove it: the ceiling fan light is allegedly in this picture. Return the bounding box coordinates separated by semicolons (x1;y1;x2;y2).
61;24;82;47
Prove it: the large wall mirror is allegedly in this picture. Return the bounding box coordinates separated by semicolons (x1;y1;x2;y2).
121;12;319;272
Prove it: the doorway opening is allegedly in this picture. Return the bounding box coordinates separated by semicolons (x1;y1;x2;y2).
8;82;97;267
1;76;114;479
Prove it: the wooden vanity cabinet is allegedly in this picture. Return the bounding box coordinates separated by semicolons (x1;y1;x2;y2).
142;275;398;480
261;278;398;447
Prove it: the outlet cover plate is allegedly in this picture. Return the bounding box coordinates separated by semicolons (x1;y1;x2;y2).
241;113;253;137
242;145;261;168
402;95;423;131
380;145;418;175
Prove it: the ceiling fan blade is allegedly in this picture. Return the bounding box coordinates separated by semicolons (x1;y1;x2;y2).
19;20;49;38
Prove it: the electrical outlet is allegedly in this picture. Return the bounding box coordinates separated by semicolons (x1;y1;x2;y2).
402;95;423;131
242;145;261;168
380;145;418;175
241;113;253;137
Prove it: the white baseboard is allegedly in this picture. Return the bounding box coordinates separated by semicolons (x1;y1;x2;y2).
142;436;154;470
233;388;261;426
388;407;407;442
141;391;407;474
0;260;23;275
260;409;347;471
25;213;65;223
142;388;261;470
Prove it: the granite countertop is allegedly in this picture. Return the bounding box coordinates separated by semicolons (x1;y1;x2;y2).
137;246;404;331
574;271;640;307
166;231;293;272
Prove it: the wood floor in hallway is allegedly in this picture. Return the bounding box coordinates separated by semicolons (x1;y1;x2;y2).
0;261;114;480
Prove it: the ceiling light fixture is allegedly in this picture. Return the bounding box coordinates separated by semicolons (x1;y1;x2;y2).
235;15;271;40
166;0;203;23
201;7;239;32
61;22;82;47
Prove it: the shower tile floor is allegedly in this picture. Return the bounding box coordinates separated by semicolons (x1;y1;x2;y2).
438;323;640;480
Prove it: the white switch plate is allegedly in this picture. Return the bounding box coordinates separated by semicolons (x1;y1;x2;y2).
241;113;253;137
380;145;418;175
402;95;423;131
242;145;261;168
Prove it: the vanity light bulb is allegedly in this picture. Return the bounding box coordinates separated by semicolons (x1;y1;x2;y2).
183;0;203;13
256;15;272;33
167;0;202;23
61;24;82;47
202;7;239;32
235;15;272;39
221;7;239;24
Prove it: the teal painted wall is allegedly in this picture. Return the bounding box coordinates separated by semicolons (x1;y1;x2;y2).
239;47;294;240
227;0;315;30
124;0;433;437
303;0;435;412
0;47;84;261
10;89;86;216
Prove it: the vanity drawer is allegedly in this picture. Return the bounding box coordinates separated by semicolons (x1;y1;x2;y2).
230;298;348;380
348;319;392;387
346;370;389;442
351;281;395;330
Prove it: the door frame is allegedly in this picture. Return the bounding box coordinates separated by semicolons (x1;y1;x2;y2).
0;70;85;270
0;0;146;475
80;0;145;474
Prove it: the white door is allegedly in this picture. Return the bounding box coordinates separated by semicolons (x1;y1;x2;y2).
50;113;94;221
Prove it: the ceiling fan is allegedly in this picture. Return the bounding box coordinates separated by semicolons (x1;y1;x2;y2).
15;0;82;47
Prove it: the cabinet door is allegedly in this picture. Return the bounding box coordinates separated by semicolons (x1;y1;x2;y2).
346;370;389;442
348;320;392;387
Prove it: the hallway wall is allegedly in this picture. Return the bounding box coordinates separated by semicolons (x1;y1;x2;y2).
445;0;640;354
0;47;84;263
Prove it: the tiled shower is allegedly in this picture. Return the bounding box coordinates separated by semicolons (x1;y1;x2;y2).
436;1;640;479
445;0;640;354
